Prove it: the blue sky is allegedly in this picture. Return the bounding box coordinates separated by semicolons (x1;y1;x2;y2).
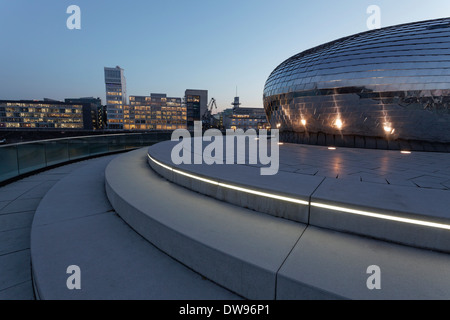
1;0;449;111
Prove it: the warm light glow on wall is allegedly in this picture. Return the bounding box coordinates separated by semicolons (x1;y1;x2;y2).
383;122;395;134
301;119;307;126
334;118;343;130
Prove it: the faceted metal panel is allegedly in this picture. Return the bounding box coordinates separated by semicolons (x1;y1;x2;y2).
264;18;450;148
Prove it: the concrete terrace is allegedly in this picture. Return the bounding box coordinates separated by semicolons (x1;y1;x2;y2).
1;140;450;300
2;155;240;300
143;140;450;299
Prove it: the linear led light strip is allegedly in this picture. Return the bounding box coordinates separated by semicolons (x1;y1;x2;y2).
148;154;308;205
147;153;450;231
310;202;450;230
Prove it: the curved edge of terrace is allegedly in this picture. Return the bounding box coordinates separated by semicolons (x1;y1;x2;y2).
105;148;306;300
104;143;450;299
147;140;450;254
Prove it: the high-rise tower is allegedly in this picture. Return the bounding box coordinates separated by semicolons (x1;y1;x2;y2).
104;66;127;130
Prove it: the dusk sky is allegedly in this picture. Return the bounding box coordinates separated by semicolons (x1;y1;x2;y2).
1;0;449;111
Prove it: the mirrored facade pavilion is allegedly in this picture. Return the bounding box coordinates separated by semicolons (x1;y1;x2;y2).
263;18;450;151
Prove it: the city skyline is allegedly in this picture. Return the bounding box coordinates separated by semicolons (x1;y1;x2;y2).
1;0;449;111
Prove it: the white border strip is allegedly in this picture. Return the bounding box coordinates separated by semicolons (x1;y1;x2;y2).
149;155;174;171
148;153;450;231
310;202;450;230
148;154;308;205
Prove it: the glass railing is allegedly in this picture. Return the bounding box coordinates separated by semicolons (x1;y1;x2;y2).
0;132;172;184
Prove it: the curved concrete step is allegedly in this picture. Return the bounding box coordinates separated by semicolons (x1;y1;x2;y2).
106;147;450;299
0;159;100;300
106;149;305;300
147;140;450;253
30;153;240;300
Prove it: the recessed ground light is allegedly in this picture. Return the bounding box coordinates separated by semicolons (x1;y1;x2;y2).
328;147;337;150
401;150;412;154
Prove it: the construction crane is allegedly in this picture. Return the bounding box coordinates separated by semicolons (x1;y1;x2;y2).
202;98;218;129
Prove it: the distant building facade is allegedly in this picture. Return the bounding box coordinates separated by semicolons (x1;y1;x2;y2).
185;89;208;130
221;97;269;130
0;100;93;130
104;67;209;131
104;66;127;130
65;97;103;130
127;94;186;130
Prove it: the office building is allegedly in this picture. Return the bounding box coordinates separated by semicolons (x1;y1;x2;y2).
128;94;186;130
221;96;269;130
65;97;103;130
185;89;208;130
105;66;127;130
0;100;93;130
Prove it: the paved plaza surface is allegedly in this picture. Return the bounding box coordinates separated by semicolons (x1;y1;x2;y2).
0;160;93;299
188;135;450;190
273;143;450;190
